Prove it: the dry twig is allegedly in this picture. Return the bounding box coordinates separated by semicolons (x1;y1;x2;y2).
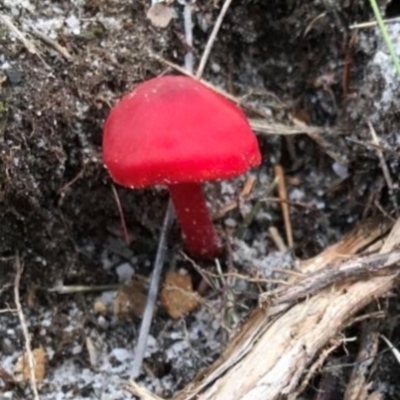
368;121;398;215
214;176;256;219
132;201;174;377
250;118;333;136
0;307;17;314
127;380;162;400
260;250;400;306
154;56;244;104
0;13;49;69
47;283;120;294
274;165;293;248
183;1;194;72
14;256;41;400
196;0;233;78
30;28;72;61
235;178;278;238
111;184;130;245
380;335;400;365
268;226;287;252
350;16;400;30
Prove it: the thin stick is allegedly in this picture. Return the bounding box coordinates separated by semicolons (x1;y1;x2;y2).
111;184;130;245
381;334;400;365
0;13;49;69
132;200;174;378
58;170;84;194
153;56;248;105
214;176;256;219
180;252;214;289
269;226;287;252
127;380;163;400
251;118;349;137
235;178;278;238
30;28;72;61
368;121;398;215
0;308;17;313
183;1;194;73
47;283;121;294
260;250;400;306
274;165;293;248
196;0;233;78
14;256;41;400
350;16;400;30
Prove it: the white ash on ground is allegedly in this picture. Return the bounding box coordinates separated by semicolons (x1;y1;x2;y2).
232;238;295;288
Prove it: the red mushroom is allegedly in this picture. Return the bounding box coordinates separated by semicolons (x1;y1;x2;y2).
103;75;261;258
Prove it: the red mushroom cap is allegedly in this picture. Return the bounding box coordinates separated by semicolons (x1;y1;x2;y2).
103;75;261;188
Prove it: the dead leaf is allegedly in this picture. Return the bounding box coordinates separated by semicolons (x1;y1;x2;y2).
147;3;173;28
160;270;199;319
14;347;47;382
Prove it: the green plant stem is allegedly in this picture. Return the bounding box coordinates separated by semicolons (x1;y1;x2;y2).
369;0;400;78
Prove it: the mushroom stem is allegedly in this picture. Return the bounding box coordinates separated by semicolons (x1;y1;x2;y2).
169;182;222;258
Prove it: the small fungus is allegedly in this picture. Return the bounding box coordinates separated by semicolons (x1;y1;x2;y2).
103;75;261;258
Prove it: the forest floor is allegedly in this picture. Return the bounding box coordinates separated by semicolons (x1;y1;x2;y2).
1;0;400;399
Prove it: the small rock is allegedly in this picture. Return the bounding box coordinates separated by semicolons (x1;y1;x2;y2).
5;69;22;85
65;14;81;35
110;348;131;363
1;338;14;355
332;161;348;179
147;3;174;28
116;262;135;282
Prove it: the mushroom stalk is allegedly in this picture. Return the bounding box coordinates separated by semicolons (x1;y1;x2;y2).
169;182;222;258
